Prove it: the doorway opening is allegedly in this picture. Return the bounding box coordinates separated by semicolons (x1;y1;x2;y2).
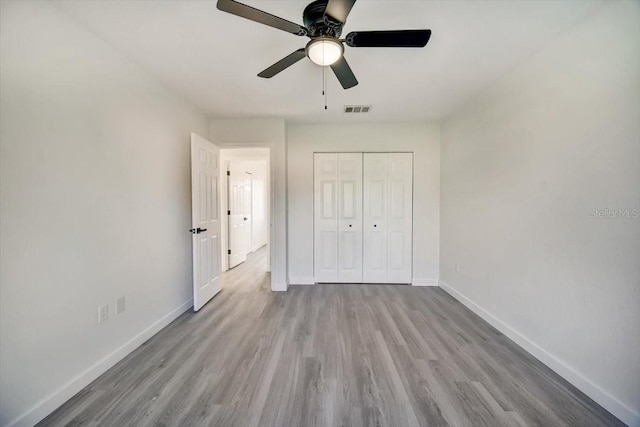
220;148;270;290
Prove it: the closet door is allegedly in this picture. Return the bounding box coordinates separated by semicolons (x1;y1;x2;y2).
387;153;413;283
314;153;339;282
363;153;413;284
337;153;363;282
363;154;389;283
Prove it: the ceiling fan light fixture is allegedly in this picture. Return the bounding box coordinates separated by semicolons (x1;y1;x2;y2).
306;37;343;66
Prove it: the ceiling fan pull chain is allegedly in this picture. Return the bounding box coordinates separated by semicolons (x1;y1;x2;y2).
321;56;327;110
322;54;325;97
323;66;328;110
323;74;328;110
323;39;327;110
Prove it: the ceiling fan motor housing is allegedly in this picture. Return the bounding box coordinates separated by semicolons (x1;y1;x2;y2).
303;0;343;38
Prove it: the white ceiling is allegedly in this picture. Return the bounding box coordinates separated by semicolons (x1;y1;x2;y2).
55;0;604;123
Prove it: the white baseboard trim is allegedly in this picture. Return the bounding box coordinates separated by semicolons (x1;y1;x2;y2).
6;299;193;427
287;278;439;286
412;278;439;286
288;276;316;285
438;280;639;427
272;280;288;292
251;243;267;253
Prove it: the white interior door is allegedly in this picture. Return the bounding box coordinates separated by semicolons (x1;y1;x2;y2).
363;153;413;284
228;162;248;268
386;153;413;283
337;153;363;282
191;133;221;311
244;172;253;253
314;153;339;282
314;152;411;284
363;153;388;283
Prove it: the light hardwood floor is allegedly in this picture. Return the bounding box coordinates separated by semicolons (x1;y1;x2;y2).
40;247;623;426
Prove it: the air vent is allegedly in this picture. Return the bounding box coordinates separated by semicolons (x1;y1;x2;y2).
344;105;372;114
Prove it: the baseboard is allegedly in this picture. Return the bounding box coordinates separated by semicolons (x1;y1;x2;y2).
5;299;193;427
287;277;438;286
412;278;439;286
438;280;639;427
272;279;288;292
251;243;267;253
288;276;316;285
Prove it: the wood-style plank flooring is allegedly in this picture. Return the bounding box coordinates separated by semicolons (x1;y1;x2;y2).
40;247;623;426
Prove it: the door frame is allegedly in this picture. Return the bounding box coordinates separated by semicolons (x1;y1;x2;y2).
219;148;271;275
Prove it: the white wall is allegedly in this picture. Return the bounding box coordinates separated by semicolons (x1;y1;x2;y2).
440;2;640;426
210;119;287;290
0;2;209;426
287;123;440;285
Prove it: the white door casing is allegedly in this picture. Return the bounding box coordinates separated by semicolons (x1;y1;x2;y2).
191;133;221;311
338;153;363;282
314;153;339;282
228;162;249;268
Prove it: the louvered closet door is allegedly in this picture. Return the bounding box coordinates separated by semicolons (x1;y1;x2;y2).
314;153;339;282
337;153;363;282
363;153;413;284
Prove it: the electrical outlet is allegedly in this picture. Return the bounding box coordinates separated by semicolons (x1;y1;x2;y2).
97;304;109;324
455;262;460;273
116;296;125;315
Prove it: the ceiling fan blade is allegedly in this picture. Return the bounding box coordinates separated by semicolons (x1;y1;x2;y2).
324;0;357;24
346;29;431;48
258;49;307;78
330;56;358;89
217;0;307;36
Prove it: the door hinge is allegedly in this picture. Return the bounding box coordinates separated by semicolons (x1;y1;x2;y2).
228;249;231;255
227;210;231;215
227;170;230;176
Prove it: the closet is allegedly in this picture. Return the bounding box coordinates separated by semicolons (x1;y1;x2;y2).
313;152;413;284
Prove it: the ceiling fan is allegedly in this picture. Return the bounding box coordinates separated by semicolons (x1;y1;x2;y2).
217;0;431;89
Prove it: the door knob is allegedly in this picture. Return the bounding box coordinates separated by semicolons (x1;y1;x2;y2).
189;227;207;234
349;224;352;227
244;217;248;221
374;224;377;228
